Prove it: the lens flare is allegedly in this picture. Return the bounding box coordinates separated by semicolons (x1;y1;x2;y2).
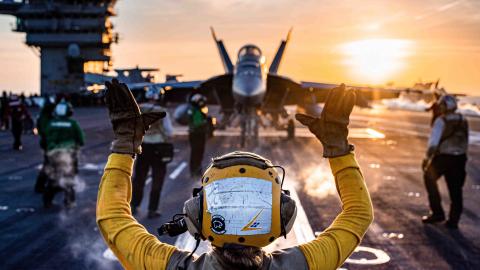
340;39;414;84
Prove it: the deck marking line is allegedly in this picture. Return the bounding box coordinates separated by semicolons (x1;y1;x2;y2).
169;161;187;179
102;248;118;261
345;246;391;265
146;177;152;186
284;182;315;244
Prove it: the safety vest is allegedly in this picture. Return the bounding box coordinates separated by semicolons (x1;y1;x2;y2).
438;113;468;155
188;106;207;132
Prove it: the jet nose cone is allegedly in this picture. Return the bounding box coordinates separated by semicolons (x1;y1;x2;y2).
233;77;264;97
232;76;266;106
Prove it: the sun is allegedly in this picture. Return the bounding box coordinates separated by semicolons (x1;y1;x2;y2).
340;39;414;84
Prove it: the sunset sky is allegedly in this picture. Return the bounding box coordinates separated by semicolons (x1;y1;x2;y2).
0;0;479;95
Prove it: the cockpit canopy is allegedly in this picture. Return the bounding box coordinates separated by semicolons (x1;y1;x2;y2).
238;45;262;59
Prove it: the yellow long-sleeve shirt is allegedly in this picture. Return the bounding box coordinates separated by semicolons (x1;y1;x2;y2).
97;153;373;270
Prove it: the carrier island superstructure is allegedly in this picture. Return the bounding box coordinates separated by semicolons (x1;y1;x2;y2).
0;0;118;95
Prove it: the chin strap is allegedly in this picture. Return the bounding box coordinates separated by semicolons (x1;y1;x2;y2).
179;235;201;270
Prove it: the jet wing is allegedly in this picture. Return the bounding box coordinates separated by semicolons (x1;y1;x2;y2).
263;74;334;113
300;81;402;103
264;74;404;111
198;74;234;113
126;80;204;103
125;75;234;111
126;81;203;91
263;74;302;113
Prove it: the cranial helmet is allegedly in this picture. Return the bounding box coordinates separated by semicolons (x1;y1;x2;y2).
54;102;73;117
145;86;164;101
190;93;207;107
183;151;297;248
437;94;457;114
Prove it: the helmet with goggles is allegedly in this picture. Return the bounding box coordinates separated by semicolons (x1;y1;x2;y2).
181;151;297;248
54;101;73;117
190;93;207;108
437;94;457;114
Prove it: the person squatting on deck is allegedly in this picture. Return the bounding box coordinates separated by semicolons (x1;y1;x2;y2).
96;80;373;270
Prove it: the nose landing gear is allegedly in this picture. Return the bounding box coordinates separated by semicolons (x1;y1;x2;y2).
240;111;259;148
287;118;295;140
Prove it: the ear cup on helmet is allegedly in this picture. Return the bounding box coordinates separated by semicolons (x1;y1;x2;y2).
280;192;297;237
183;196;203;238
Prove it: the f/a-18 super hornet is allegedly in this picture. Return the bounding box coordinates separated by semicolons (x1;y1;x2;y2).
126;28;401;145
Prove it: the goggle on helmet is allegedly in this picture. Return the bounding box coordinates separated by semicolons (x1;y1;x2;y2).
183;151;297;248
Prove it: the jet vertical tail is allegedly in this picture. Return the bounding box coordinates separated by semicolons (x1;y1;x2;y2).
210;27;234;74
269;28;292;74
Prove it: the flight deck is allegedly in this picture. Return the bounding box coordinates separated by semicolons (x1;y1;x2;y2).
0;106;479;270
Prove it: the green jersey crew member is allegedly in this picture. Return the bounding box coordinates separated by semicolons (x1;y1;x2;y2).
35;98;56;194
97;80;373;270
43;101;84;208
188;94;209;177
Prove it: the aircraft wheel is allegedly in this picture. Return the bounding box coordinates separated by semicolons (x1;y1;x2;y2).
287;119;295;139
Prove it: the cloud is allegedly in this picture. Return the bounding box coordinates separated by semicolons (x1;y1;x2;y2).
437;0;463;12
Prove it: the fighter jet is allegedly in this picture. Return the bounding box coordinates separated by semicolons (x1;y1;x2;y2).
126;28;401;145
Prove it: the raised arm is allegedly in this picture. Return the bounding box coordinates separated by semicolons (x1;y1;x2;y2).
96;79;176;269
97;153;177;269
295;85;373;270
298;153;372;269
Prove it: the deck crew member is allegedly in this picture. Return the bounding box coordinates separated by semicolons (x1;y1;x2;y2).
8;94;30;150
96;81;373;270
131;88;174;218
188;94;208;178
34;98;56;193
422;94;469;229
43;101;84;208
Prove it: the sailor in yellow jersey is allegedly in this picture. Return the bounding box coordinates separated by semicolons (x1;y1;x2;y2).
97;79;373;270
